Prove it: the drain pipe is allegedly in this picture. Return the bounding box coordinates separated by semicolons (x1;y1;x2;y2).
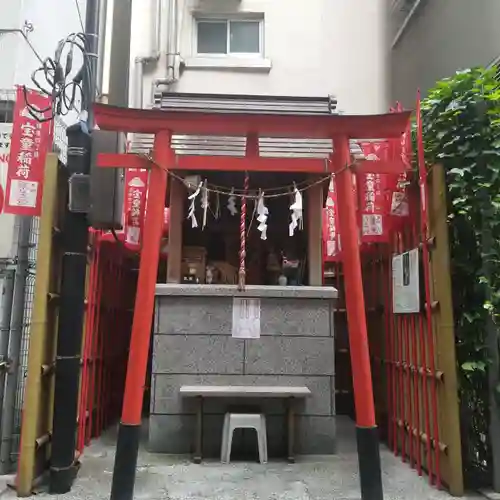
153;0;179;95
134;0;163;108
96;0;108;98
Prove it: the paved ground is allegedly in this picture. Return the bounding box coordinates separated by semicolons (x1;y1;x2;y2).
1;417;483;499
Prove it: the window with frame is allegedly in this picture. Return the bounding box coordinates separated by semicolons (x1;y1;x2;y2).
196;18;263;56
0;100;14;123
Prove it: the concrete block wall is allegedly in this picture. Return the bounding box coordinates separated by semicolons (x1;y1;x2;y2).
149;286;337;457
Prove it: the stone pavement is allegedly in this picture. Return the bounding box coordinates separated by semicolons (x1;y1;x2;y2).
0;417;483;500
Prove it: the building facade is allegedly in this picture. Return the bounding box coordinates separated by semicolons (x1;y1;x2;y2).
101;0;390;115
0;0;83;259
390;0;500;107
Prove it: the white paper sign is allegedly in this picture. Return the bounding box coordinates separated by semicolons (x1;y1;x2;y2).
0;123;16;259
232;298;261;339
392;248;420;314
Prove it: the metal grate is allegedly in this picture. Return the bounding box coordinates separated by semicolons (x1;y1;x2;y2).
154;92;338;115
130;134;366;160
53;116;68;165
10;216;39;466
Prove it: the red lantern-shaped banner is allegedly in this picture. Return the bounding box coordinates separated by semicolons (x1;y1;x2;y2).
163;206;170;235
388;172;410;231
386;103;411;230
357;142;392;244
322;175;341;261
4;87;52;216
123;168;149;250
397;101;413;169
160;207;170;256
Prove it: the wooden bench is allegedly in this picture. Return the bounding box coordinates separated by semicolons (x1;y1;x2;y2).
180;385;311;464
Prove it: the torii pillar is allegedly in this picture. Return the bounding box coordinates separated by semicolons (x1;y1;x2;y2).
333;135;383;500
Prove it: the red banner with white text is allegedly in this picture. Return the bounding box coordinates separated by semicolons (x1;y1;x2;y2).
322;175;341;261
4;87;52;216
123;168;149;249
357;142;392;244
388;103;411;229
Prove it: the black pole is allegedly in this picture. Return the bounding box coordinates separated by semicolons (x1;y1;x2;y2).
107;1;134;498
356;426;384;500
48;0;99;493
48;125;91;494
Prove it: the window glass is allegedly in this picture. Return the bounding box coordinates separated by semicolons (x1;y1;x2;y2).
0;101;14;123
197;21;227;54
229;21;260;53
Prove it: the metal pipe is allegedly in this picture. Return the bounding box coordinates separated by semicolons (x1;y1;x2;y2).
133;58;144;108
151;0;162;58
168;0;179;83
0;269;15;441
135;0;163;109
82;0;101;126
154;0;178;92
96;0;108;98
170;0;179;82
174;0;184;81
0;216;31;474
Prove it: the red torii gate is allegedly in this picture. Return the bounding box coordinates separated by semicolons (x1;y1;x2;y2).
93;102;411;500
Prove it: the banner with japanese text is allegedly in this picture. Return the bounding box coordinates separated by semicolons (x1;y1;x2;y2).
357;142;392;243
160;207;170;256
322;175;341;261
123;168;149;249
388;103;411;229
4;87;52;216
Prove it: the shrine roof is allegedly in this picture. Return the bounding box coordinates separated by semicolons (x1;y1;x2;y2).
93;103;412;140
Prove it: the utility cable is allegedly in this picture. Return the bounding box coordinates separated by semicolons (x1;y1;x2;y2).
74;0;86;33
21;31;93;122
0;29;44;65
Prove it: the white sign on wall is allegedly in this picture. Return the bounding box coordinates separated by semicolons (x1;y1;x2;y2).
232;298;261;339
0;122;12;196
392;248;420;314
0;122;16;259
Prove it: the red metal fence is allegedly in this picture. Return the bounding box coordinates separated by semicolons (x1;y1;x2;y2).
330;165;463;495
362;170;462;495
77;231;137;451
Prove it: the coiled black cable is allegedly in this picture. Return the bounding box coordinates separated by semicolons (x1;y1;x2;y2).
22;32;93;122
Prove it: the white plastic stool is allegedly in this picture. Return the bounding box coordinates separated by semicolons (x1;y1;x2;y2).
221;413;268;464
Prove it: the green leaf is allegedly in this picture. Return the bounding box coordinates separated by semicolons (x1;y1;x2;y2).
449;167;465;177
461;361;487;372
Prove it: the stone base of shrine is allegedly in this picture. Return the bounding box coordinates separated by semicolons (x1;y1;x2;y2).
149;284;338;456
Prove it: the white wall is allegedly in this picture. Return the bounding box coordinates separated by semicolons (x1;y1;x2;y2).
121;0;389;115
0;0;85;259
13;0;86;92
391;0;500;107
0;0;24;90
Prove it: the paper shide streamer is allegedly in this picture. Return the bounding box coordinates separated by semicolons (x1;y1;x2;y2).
201;179;209;230
187;182;202;228
227;188;238;216
256;190;269;241
289;185;303;236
